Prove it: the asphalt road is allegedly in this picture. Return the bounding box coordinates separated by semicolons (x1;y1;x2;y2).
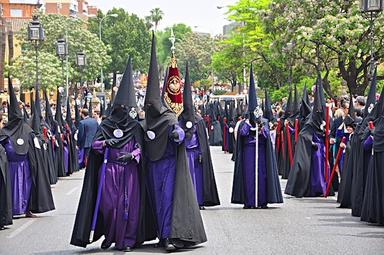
0;146;383;255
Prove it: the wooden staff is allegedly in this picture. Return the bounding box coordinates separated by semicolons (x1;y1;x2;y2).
324;137;346;197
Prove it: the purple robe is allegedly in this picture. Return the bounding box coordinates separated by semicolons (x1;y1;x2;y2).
146;126;185;239
309;134;328;196
239;122;267;207
92;139;141;249
185;127;204;205
3;139;32;215
63;145;69;175
335;129;351;174
78;148;84;168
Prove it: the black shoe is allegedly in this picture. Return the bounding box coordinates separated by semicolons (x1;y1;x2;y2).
251;206;257;209
101;239;111;250
117;246;131;252
243;205;252;209
199;206;205;210
164;238;177;252
260;205;268;209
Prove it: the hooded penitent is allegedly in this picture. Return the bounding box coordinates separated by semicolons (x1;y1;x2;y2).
71;56;157;248
231;64;283;206
179;63;220;207
285;75;329;197
163;45;183;116
263;89;274;122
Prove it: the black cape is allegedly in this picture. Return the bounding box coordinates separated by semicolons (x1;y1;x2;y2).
195;117;220;206
0;143;12;228
361;116;384;225
231;120;283;204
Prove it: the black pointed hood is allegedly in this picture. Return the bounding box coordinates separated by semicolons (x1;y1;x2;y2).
66;97;73;130
83;97;88;109
44;90;55;128
22;105;30;122
74;99;81;129
309;78;325;132
88;97;93;116
114;56;137;108
100;100;105;117
7;77;22;122
263;89;274;122
31;99;41;134
144;32;178;161
55;88;64;128
299;85;311;118
0;76;32;155
284;87;293;118
293;84;299;114
248;64;257;121
30;92;34;116
181;63;195;125
364;67;377;117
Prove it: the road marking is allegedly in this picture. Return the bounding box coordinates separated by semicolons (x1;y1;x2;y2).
66;187;79;196
7;219;36;239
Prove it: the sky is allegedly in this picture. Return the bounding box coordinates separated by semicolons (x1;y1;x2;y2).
88;0;237;35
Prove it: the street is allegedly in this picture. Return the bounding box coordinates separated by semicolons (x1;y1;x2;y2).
0;146;383;255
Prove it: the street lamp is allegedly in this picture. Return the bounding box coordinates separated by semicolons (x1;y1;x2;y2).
28;15;44;93
76;52;86;105
283;41;295;89
99;13;118;94
360;0;384;80
56;38;68;98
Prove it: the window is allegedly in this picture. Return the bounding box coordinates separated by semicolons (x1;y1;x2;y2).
10;9;23;18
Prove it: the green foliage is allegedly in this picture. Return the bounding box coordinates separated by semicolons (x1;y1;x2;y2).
156;23;192;68
175;32;219;82
88;8;151;75
11;13;110;89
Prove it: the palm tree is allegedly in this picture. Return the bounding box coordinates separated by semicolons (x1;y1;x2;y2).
149;8;164;31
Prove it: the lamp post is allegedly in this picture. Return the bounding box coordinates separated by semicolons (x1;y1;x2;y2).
28;15;44;93
76;52;86;105
360;0;384;80
56;37;68;98
99;13;118;94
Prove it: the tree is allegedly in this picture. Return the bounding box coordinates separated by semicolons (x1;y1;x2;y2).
148;8;164;32
9;13;110;90
88;8;151;87
175;32;219;82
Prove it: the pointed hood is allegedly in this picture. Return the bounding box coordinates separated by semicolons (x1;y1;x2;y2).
66;97;73;130
0;76;32;155
7;76;22;122
55;88;64;128
44;90;54;127
248;64;257;114
364;67;377;117
299;85;311;118
100;100;105;117
181;63;195;125
293;84;299;114
74;100;81;129
284;87;293;118
83;97;88;109
144;32;178;161
31;99;41;134
114;56;137;108
309;78;325;132
263;89;274;122
22;105;30;122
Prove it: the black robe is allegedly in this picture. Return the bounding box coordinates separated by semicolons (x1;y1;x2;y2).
70;121;157;248
196;117;220;206
27;133;56;213
231;120;283;204
0;143;12;228
361;116;384;225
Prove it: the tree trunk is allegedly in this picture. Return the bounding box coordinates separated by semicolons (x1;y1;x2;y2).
111;71;117;100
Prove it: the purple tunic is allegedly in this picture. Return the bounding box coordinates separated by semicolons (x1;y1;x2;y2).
185;127;204;205
335;129;351;174
63;145;69;175
3;139;32;215
146;126;185;239
309;134;327;196
92;139;141;249
239;122;267;207
78;148;84;167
